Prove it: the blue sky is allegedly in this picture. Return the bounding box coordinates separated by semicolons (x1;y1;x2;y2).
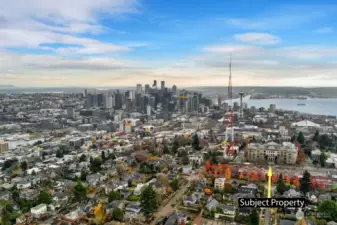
1;0;337;87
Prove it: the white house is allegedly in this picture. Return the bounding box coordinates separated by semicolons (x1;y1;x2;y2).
31;204;47;218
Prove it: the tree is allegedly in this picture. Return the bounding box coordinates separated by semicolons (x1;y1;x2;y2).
38;191;52;204
320;152;327;167
182;154;189;165
192;134;200;150
225;167;231;180
313;130;320;142
284;176;290;185
134;151;149;163
20;161;28;171
172;139;179;155
293;177;300;189
1;203;12;225
90;157;102;173
291;135;296;143
296;146;306;165
108;191;122;202
251;171;259;181
79;154;87;162
56;149;63;158
297;132;305;147
300;170;311;194
318;200;337;220
112;208;124;221
277;174;286;195
101;151;106;162
158;174;170;188
80;170;88;181
163;144;170;154
73;181;87;201
170;179;179;191
140;185;158;217
248;209;259;225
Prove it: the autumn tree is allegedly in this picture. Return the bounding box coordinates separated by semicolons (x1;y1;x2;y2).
271;174;278;183
293;177;300;189
260;173;266;182
284;176;290;185
134;151;149;163
239;172;244;179
250;171;259;181
225;167;231;180
157;173;170;188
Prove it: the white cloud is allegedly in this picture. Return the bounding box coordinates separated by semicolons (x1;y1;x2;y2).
0;0;140;54
315;27;333;34
203;45;263;55
233;33;280;45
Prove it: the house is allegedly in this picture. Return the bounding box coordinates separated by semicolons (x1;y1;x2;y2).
0;191;11;201
215;205;235;218
20;189;39;201
52;192;69;207
311;149;322;161
62;208;86;223
120;188;132;199
164;212;188;225
238;185;257;195
134;183;148;196
86;174;100;186
214;178;226;191
280;220;296;225
239;207;251;216
31;204;47;218
318;193;331;202
125;202;142;216
182;165;193;174
282;189;301;198
17;180;32;189
206;198;219;211
183;195;199;206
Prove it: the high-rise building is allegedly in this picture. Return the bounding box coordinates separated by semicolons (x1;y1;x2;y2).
106;95;113;109
87;93;94;108
161;81;165;90
269;104;276;113
153;80;157;89
172;85;177;96
145;84;150;94
115;90;122;109
136;84;142;94
0;142;8;154
84;89;88;98
146;105;151;116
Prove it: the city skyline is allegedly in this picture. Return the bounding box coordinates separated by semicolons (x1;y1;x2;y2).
2;0;337;87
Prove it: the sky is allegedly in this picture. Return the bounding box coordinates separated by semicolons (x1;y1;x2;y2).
1;0;337;87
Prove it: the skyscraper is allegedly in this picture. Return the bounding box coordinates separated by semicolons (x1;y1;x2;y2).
136;84;142;94
145;84;150;94
161;81;165;90
172;85;177;96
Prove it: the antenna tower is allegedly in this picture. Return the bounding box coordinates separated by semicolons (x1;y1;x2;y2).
224;54;235;157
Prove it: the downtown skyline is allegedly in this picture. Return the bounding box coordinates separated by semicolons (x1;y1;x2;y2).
1;0;337;87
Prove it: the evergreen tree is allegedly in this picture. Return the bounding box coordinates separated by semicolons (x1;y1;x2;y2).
90;157;102;173
73;181;87;201
38;191;52;204
297;132;305;146
192;134;200;150
163;144;170;154
318;200;337;220
182;154;189;165
313;130;320;142
112;208;124;221
276;174;286;195
140;185;158;217
320;152;327;167
56;149;63;158
20;161;28;171
80;169;88;181
300;170;311;194
172;139;179;155
79;154;87;162
108;191;122;202
248;209;259;225
101;151;106;162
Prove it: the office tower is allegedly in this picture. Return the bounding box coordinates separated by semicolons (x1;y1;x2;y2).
146;105;151;116
97;93;104;107
67;108;75;119
218;96;222;106
149;96;156;109
145;84;150;94
239;91;244;118
115;90;122;110
106;94;113;109
84;89;88;98
92;94;98;108
193;93;199;112
161;81;165;90
153;80;157;89
126;98;132;112
136;84;142;94
87;93;94;108
172;85;177;96
269;104;276;113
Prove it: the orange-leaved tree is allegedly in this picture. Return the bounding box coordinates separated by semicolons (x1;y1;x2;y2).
225;167;231;180
284;176;291;184
292;177;300;189
251;171;259;181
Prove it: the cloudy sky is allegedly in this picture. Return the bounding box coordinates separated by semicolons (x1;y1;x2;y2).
1;0;337;87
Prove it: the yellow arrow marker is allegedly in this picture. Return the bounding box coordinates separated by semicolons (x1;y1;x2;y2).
267;167;272;198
